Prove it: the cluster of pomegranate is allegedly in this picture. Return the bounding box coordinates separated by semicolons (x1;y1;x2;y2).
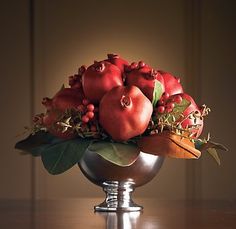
34;54;208;145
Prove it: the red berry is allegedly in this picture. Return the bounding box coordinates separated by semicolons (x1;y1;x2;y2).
82;99;90;106
166;108;173;113
162;92;170;100
158;99;165;106
86;111;94;119
174;95;183;104
167;102;175;109
157;106;165;113
130;62;138;69
82;115;89;123
138;61;146;68
87;104;94;111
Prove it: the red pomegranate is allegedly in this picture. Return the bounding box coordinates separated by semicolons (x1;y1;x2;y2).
158;70;183;96
126;62;165;101
82;61;123;103
99;85;153;141
68;65;86;89
42;110;76;139
41;87;84;139
51;88;84;111
105;53;129;73
170;93;204;138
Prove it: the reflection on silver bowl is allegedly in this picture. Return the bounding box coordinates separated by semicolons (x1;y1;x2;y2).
78;149;164;212
96;211;141;229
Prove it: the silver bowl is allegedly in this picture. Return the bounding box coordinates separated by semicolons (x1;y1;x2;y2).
78;149;164;212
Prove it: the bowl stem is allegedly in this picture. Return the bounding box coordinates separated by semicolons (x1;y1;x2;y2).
94;181;143;212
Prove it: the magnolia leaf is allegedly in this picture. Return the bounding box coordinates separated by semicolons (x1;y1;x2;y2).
88;141;140;167
41;138;92;175
15;131;59;156
137;131;201;159
207;148;221;165
152;80;163;107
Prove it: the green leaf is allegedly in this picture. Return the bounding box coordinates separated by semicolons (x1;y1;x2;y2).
194;139;204;150
152;80;163;107
41;138;92;175
15;131;59;156
195;139;227;165
172;98;191;120
88;141;140;167
207;148;221;165
195;140;228;152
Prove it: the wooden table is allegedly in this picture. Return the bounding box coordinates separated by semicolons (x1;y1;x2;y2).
0;198;235;228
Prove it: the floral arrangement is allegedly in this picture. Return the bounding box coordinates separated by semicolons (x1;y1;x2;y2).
15;54;227;175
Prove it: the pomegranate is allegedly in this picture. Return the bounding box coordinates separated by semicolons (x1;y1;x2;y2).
170;93;204;138
105;53;129;73
41;87;84;139
82;61;123;103
68;65;86;89
99;85;153;141
51;88;84;111
158;70;183;96
126;62;165;101
42;110;76;139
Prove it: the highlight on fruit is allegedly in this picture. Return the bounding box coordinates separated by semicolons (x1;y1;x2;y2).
15;53;228;175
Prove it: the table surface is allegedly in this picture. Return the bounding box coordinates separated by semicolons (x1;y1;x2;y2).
0;198;236;229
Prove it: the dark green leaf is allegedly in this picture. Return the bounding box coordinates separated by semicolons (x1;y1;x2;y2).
89;141;140;167
152;80;163;107
207;148;221;165
29;145;50;156
17;146;47;157
195;140;228;152
195;139;227;165
15;131;59;156
194;139;204;150
41;138;92;175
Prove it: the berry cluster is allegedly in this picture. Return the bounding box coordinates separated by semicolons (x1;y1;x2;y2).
71;99;99;136
77;99;95;123
156;93;183;114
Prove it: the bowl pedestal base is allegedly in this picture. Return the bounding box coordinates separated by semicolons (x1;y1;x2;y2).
94;181;143;212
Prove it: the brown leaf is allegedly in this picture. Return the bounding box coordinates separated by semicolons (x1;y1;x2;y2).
137;131;201;159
